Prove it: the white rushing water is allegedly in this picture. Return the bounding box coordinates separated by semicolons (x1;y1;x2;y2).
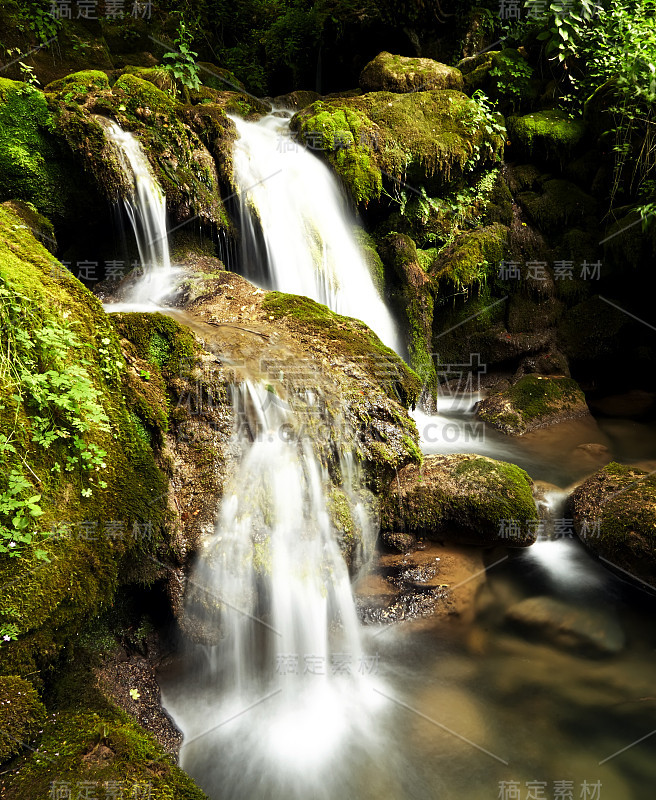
230;113;400;352
98;118;180;305
161;382;386;799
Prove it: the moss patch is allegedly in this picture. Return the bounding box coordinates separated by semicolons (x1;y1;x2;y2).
262;292;421;409
360;51;464;93
0;78;100;225
0;206;168;681
0;676;46;764
291;89;504;204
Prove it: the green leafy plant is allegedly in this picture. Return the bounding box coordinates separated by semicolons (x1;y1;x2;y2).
162;20;201;96
461;91;506;172
489;52;534;108
18;1;62;45
18;62;40;87
0;282;113;558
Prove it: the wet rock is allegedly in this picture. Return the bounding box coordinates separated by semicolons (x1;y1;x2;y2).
506;596;625;655
378;232;435;388
356;544;485;624
570;462;656;591
380;530;417;553
273;90;321;110
360;52;463;94
477;374;589;435
380;453;539;546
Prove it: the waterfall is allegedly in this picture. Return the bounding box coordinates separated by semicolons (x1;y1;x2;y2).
98;118;178;304
161;381;385;799
230;113;400;353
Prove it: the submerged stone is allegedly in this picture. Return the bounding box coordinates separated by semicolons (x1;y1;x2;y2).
506;596;625;656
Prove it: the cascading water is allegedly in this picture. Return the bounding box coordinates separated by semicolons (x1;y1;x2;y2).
230;113;400;352
98;118;179;305
161;381;388;799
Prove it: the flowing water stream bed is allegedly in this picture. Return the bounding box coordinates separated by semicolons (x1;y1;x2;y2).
98;111;654;800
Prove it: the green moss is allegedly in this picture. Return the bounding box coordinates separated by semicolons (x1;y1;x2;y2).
478;375;588;434
572;463;656;589
508;376;582;420
44;69;110;97
507;109;586;164
380;454;537;545
3;654;208;799
0;676;46;764
0;78;96;224
353;228;386;292
432;223;509;292
111;313;196;379
359;51;464;93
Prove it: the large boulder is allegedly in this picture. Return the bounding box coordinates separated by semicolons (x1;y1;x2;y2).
570;462;656;591
477;375;589;435
360;51;463;94
380;453;538;546
291;89;504;204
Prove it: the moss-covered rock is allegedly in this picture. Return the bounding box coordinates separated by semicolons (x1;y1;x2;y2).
45;71;233;230
507;109;586;166
1;647;208;799
570;462;656;591
0;676;46;764
44;69;110;95
0;78;103;226
291;89;504;204
0;205;169;680
261;291;421;411
477;374;589;435
380;453;538;546
167;267;422;488
360;52;464;94
378;233;435;389
430;222;510;293
517;179;598;238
